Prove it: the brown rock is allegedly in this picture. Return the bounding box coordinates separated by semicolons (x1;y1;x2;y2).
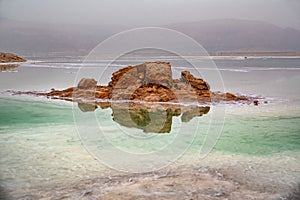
110;62;173;101
0;52;26;63
179;71;211;101
77;78;97;89
144;62;173;89
181;71;210;91
108;65;136;89
130;83;177;102
225;92;237;99
172;73;210;102
10;62;250;105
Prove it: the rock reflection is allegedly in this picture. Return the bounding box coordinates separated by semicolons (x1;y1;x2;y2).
78;102;98;112
0;64;19;72
77;102;210;133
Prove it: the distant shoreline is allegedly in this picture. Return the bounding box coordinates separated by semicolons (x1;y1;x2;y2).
209;51;300;56
15;51;300;58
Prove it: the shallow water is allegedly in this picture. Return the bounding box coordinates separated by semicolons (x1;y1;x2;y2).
0;54;300;198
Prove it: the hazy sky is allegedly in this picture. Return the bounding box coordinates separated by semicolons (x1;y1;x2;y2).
1;0;299;30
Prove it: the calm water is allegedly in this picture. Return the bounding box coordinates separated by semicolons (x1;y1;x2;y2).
0;54;300;197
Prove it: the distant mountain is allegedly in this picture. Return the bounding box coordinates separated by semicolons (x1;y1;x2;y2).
1;18;300;55
0;18;124;55
164;19;300;52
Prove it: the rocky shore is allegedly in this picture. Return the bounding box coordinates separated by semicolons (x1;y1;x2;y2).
0;52;26;63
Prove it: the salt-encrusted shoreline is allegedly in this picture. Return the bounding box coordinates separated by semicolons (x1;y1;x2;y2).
9;164;299;200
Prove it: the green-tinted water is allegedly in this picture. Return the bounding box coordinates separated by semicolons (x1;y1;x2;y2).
1;56;300;197
1;97;299;158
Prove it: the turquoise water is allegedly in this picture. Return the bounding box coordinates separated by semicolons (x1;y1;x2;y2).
1;98;299;156
215;108;300;155
0;98;73;127
0;55;300;197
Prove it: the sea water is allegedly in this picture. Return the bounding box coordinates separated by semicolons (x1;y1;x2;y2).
0;54;300;197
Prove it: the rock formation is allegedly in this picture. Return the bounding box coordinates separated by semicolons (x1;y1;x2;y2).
10;61;248;103
77;78;97;89
0;52;26;63
9;61;253;133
